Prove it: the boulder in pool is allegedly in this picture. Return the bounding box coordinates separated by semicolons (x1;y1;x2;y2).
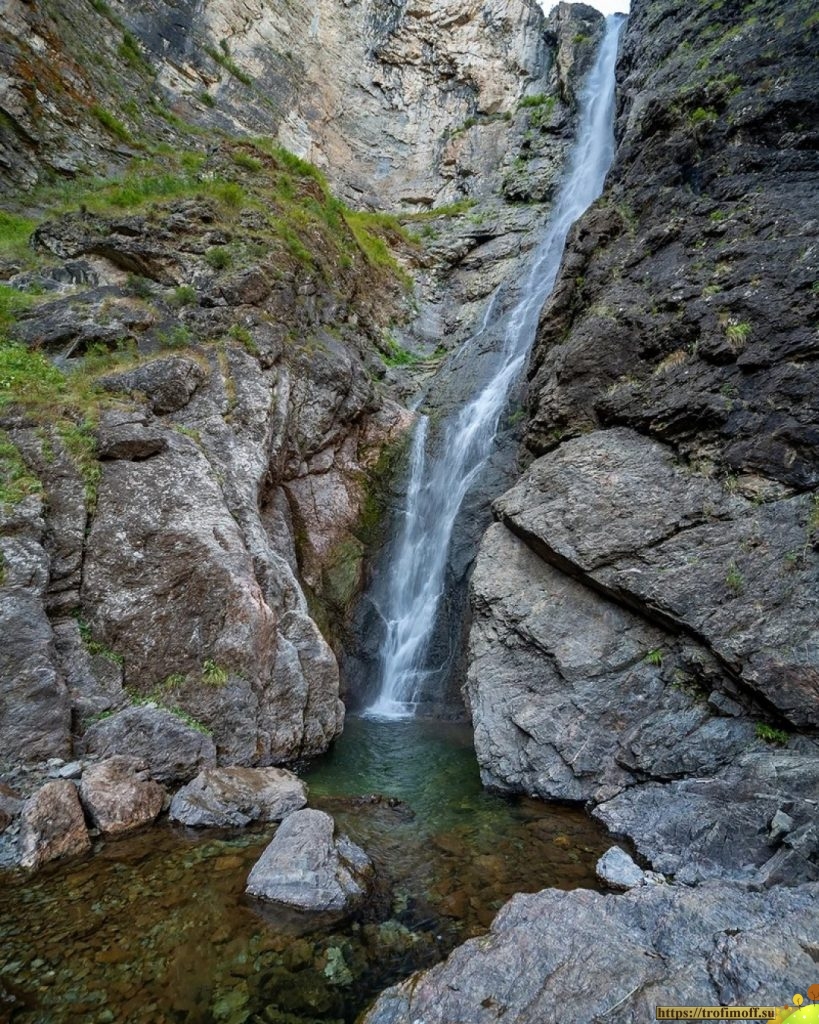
245;808;373;913
169;766;307;828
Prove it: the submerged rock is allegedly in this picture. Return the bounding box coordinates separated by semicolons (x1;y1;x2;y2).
18;780;90;870
363;882;819;1024
169;766;307;828
82;706;216;784
245;809;373;913
79;756;165;835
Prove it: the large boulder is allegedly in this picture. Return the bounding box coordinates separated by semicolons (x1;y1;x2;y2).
245;808;373;913
594;752;819;886
18;780;90;870
363;882;819;1024
493;429;819;727
81;705;216;784
79;756;165;835
169;766;307;828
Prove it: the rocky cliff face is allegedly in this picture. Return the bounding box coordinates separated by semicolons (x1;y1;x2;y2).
0;0;602;848
363;2;819;1016
467;0;819;881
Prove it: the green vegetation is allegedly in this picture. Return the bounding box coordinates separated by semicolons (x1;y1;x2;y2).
118;31;152;75
809;494;819;532
204;44;253;86
232;151;263;173
227;323;258;356
91;105;134;144
160;673;186;691
205;246;231;271
170;284;197;307
0;284;36;332
156;324;194;349
0;430;42;507
0;212;38;261
688;106;718;127
725;320;751;350
202;659;229;686
0;342;65;410
58;418;101;507
518;93;548;109
343;210;411;284
645;648;664;667
76;615;124;665
129;693;213;735
754;722;789;746
198;91;216;108
402;198;477;223
0;139;409;477
725;560;744;593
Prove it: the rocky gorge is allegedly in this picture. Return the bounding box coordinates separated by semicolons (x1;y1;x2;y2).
0;0;817;1022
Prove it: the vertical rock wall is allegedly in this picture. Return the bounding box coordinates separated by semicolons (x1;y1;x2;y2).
465;0;819;885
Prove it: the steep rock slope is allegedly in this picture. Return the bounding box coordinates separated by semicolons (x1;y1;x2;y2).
0;2;601;803
0;144;412;771
467;0;819;881
365;2;819;1017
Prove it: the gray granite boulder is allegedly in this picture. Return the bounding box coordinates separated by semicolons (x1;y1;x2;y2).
363;882;819;1024
594;752;819;886
169;766;307;828
595;847;652;891
82;705;216;784
79;756;165;835
245;808;373;913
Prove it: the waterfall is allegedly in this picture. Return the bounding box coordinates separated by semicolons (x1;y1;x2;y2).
366;15;625;719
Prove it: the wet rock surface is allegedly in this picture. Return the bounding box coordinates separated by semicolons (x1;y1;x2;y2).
170;766;308;828
246;808;374;914
363;881;819;1024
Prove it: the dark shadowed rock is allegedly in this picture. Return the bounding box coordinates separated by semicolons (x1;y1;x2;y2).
0;498;72;762
363;882;819;1024
82;706;216;784
18;780;90;870
0;783;23;833
169;766;307;828
245;808;373;913
79;756;165;835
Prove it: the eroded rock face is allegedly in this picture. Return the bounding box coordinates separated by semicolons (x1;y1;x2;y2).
82;706;217;784
0;498;72;762
79;756;165;835
169;766;307;828
245;808;373;913
494;429;819;727
363;882;819;1024
465;0;819;897
18;780;90;870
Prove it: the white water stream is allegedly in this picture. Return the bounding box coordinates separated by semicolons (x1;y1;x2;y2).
367;16;625;718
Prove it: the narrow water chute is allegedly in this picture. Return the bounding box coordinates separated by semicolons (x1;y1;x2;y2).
367;16;625;718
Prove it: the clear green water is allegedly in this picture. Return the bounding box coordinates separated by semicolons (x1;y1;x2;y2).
0;717;610;1024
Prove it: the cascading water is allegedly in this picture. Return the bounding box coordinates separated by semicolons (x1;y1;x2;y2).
366;15;625;719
